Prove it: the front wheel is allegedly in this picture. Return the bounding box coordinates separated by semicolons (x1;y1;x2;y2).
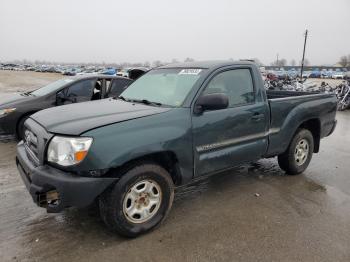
278;129;314;175
99;163;174;237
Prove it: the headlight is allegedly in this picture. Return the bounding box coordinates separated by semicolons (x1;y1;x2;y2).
47;136;93;166
0;108;16;116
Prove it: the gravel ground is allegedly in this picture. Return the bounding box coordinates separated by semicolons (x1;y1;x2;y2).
0;71;349;262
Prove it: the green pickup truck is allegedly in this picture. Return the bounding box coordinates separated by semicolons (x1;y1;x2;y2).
16;61;337;237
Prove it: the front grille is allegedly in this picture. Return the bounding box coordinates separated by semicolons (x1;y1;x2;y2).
24;129;40;165
23;118;53;166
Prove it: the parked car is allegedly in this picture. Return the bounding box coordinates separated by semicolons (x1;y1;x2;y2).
16;61;337;237
344;71;350;80
332;71;344;79
302;70;312;78
0;75;133;139
275;70;288;80
309;70;321;78
100;68;116;75
321;69;329;78
287;69;298;78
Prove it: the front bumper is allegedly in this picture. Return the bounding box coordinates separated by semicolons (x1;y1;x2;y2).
16;141;117;213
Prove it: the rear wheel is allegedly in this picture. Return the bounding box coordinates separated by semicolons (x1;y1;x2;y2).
99;163;174;237
278;129;314;175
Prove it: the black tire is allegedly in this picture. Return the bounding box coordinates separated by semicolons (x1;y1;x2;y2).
99;163;174;237
278;129;314;175
17;115;30;140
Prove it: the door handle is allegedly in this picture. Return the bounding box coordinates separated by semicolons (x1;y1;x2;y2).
251;113;265;121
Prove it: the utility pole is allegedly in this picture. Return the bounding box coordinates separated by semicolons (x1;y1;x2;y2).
300;29;308;79
276;53;279;66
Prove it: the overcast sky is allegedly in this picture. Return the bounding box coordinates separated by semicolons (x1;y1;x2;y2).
1;0;349;65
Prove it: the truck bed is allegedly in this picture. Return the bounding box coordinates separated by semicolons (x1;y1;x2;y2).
265;91;337;157
266;90;319;99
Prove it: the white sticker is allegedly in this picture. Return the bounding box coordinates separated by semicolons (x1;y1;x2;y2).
179;69;202;75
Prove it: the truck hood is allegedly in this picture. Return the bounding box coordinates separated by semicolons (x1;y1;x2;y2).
0;93;34;108
30;99;171;135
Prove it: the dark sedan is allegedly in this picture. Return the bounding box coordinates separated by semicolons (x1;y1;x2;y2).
0;75;133;139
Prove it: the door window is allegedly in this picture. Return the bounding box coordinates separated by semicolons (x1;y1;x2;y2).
66;79;95;99
203;69;254;107
109;79;133;97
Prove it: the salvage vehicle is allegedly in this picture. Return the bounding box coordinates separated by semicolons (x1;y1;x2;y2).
332;71;344;79
0;75;133;139
16;61;337;237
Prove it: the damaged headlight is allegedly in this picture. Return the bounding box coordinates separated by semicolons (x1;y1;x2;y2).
47;136;93;166
0;108;16;116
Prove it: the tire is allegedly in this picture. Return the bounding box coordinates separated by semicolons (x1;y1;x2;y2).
99;163;174;237
17;115;30;140
278;129;314;175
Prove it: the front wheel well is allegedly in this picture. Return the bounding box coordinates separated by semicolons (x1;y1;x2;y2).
16;111;37;138
109;152;182;186
298;119;321;153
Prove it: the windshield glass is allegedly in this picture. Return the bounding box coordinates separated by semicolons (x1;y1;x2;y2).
120;68;206;107
30;78;74;96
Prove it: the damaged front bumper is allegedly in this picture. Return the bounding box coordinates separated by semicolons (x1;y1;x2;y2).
16;141;117;213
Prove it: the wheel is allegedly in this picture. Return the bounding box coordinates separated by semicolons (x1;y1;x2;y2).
17;115;30;140
99;163;174;237
278;129;314;175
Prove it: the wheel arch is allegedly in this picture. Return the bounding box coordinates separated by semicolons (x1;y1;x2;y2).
108;151;183;186
297;118;321;153
16;111;37;138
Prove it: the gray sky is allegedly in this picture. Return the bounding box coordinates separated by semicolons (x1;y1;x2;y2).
1;0;349;65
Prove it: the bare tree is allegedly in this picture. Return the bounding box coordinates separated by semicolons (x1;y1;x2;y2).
184;57;195;63
299;59;310;66
152;60;163;67
339;56;348;67
171;58;179;64
271;58;287;67
252;58;263;66
290;59;296;66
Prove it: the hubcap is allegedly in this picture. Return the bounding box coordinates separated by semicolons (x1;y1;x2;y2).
123;180;162;224
294;139;309;166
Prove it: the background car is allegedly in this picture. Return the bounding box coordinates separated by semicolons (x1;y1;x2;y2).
302;70;312;78
344;71;350;80
332;71;344;79
0;75;134;139
309;70;321;78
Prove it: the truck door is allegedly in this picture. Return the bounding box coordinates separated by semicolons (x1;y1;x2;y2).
192;67;269;176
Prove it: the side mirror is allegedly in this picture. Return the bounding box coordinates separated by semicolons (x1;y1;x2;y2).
194;93;229;114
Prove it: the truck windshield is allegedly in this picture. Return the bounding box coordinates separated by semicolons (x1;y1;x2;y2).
120;68;206;107
30;79;74;96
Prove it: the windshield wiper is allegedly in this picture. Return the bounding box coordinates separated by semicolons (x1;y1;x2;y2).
21;91;35;96
130;99;162;106
116;95;126;101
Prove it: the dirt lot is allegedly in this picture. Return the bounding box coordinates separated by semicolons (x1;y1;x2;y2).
0;71;63;93
0;71;350;262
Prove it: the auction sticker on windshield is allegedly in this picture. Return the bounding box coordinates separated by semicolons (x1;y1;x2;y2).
179;69;202;75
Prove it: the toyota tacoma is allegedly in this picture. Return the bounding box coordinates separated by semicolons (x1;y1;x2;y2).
16;61;337;237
